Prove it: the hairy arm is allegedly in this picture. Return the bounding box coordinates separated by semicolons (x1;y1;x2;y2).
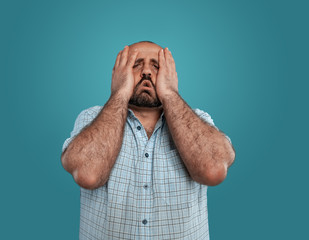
61;46;138;189
61;94;128;189
157;48;235;186
162;92;235;186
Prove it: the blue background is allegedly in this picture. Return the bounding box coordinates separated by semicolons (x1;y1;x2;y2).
1;0;308;239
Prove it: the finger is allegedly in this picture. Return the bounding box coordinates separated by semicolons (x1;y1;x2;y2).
127;49;138;67
119;46;129;66
166;48;174;61
114;50;122;69
166;48;176;71
163;48;172;74
164;47;174;63
164;47;173;67
158;48;165;68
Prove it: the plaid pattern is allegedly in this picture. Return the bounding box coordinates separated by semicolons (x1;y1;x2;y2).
62;106;224;240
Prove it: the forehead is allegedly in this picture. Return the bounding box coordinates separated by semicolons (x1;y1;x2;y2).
128;42;162;59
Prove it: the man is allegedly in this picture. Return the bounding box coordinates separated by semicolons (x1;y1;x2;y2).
61;41;235;239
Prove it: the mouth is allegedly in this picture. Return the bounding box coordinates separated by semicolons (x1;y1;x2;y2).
141;79;153;88
138;80;154;93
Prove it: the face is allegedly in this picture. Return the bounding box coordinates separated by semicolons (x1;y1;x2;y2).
128;42;162;108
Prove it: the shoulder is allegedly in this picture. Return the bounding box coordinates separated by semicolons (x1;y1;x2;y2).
79;105;103;117
72;105;103;131
75;105;103;121
193;108;215;127
62;106;103;152
193;108;233;144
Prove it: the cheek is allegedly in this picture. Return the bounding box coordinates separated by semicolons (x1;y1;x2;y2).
133;73;140;85
152;76;157;86
152;66;159;74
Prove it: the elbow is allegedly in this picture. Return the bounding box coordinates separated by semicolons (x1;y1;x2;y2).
72;169;103;190
193;138;235;186
61;151;105;190
61;149;72;173
224;136;236;167
193;163;228;186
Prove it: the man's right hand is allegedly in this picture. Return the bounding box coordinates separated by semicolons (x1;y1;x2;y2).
111;46;138;101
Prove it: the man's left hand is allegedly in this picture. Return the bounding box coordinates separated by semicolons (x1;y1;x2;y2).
156;48;179;102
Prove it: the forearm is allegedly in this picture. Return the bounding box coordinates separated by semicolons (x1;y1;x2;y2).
162;91;235;186
61;93;128;189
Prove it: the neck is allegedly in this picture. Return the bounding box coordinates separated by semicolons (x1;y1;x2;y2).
129;104;163;122
128;104;163;138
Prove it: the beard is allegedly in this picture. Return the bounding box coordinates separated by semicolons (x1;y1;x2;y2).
129;75;162;108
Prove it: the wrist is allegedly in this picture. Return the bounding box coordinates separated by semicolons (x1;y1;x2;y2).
159;90;179;105
110;90;131;104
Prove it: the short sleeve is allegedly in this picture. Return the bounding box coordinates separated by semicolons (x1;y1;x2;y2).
193;108;232;144
62;106;103;153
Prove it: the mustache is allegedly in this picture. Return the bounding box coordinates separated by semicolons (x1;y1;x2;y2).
135;75;155;89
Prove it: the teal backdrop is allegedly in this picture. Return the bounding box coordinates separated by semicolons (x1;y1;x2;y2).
1;0;308;239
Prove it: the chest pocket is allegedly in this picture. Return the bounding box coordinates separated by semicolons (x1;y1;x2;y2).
153;149;200;205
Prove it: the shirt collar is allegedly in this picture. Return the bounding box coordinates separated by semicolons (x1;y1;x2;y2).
128;108;165;125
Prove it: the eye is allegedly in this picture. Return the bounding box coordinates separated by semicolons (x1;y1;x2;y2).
153;65;159;69
133;63;140;68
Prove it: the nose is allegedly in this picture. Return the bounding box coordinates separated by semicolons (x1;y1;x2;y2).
140;64;151;79
141;73;151;80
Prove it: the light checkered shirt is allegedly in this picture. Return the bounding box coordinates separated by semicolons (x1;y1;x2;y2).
62;106;228;239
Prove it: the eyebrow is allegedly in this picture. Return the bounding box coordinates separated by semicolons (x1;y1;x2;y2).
134;58;159;65
150;58;159;65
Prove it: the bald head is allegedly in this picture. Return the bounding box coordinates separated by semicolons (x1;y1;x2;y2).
128;41;162;56
129;41;163;49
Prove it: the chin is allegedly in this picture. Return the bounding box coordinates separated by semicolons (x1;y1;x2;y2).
129;89;162;108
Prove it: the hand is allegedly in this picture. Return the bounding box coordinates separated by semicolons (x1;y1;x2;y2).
111;46;138;101
156;48;179;102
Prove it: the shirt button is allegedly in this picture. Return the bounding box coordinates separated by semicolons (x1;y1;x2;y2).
142;219;148;225
143;184;148;189
145;153;149;158
137;126;141;130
